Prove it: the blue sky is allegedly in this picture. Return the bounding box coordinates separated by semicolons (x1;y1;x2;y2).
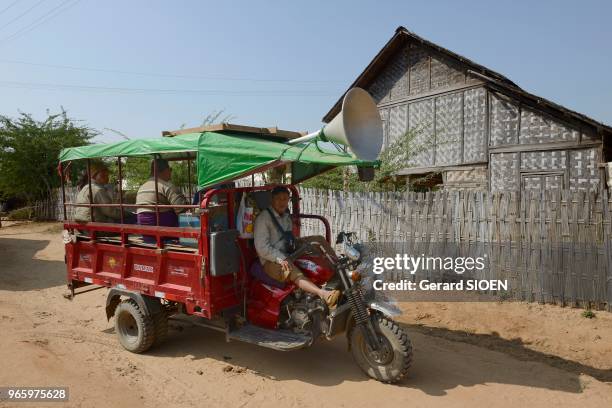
0;0;610;143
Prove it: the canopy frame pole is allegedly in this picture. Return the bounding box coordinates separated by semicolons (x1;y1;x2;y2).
59;162;67;221
117;157;125;225
153;155;161;247
86;159;95;239
187;157;193;201
116;157;126;246
286;129;322;145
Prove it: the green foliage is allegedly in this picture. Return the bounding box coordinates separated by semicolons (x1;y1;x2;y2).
581;310;596;319
178;109;235;130
302;127;437;192
7;206;33;220
0;110;95;204
170;160;197;188
119;157;150;191
300;166;346;190
111;157;196;195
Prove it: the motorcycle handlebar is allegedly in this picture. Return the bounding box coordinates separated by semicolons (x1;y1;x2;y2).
285;243;312;263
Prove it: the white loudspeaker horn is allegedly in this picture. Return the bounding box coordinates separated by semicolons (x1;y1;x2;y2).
288;87;383;161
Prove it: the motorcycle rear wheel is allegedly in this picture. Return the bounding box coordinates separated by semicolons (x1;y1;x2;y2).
349;315;412;383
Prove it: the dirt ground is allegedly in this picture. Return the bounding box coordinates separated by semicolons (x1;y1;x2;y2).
1;221;611;408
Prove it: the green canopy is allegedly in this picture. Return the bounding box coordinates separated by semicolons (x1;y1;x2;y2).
59;131;378;189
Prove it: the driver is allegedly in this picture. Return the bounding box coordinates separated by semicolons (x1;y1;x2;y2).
254;186;340;307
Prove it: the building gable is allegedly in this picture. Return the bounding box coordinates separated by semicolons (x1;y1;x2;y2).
323;26;517;123
326;26;611;193
367;42;470;105
324;26;611;138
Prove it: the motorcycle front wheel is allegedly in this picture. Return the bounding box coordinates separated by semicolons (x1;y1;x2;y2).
349;315;413;383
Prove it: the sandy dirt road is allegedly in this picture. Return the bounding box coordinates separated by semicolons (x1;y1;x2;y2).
1;222;611;408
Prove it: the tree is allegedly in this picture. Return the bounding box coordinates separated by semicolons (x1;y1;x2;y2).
0;110;95;204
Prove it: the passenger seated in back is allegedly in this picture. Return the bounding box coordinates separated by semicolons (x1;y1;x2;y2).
136;158;187;243
74;161;121;224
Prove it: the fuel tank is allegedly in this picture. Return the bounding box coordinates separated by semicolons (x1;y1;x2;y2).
294;254;335;286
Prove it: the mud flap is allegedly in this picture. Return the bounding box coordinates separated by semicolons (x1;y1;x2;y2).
368;300;401;318
105;288;162;320
345;300;402;351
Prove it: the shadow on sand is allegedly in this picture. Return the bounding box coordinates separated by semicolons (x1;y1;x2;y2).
406;322;612;383
98;313;608;396
0;236;66;291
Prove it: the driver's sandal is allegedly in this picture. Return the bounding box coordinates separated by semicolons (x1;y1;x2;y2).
324;290;341;308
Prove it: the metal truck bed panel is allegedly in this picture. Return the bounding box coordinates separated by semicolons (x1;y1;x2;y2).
65;238;208;315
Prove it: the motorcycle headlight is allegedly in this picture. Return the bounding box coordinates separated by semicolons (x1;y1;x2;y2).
343;243;361;261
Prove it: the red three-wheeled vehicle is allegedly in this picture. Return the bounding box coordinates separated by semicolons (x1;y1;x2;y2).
59;88;412;383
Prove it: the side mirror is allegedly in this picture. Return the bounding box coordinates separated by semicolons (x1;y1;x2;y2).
335;232;346;244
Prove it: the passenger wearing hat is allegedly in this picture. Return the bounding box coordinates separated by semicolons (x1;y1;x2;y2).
74;161;121;223
135;159;187;235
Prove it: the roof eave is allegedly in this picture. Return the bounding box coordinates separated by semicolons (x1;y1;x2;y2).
322;28;406;123
468;70;612;135
322;26;612;137
322;26;519;123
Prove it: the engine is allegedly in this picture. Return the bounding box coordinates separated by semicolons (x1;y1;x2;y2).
279;290;327;337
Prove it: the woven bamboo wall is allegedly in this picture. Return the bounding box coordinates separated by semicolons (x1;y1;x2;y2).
364;41;604;192
298;187;612;310
435;92;463;165
489;91;591;146
381;86;489;170
491;147;601;192
46;184;612;309
490;153;520;191
379;87;602;192
490;93;520;146
367;43;466;104
407;99;435;166
569;148;600;190
444;166;488;190
463;88;487;163
408;45;431;96
388;104;408;147
520;107;579;144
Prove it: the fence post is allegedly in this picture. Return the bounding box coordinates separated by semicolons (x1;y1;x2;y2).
604;189;612;312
